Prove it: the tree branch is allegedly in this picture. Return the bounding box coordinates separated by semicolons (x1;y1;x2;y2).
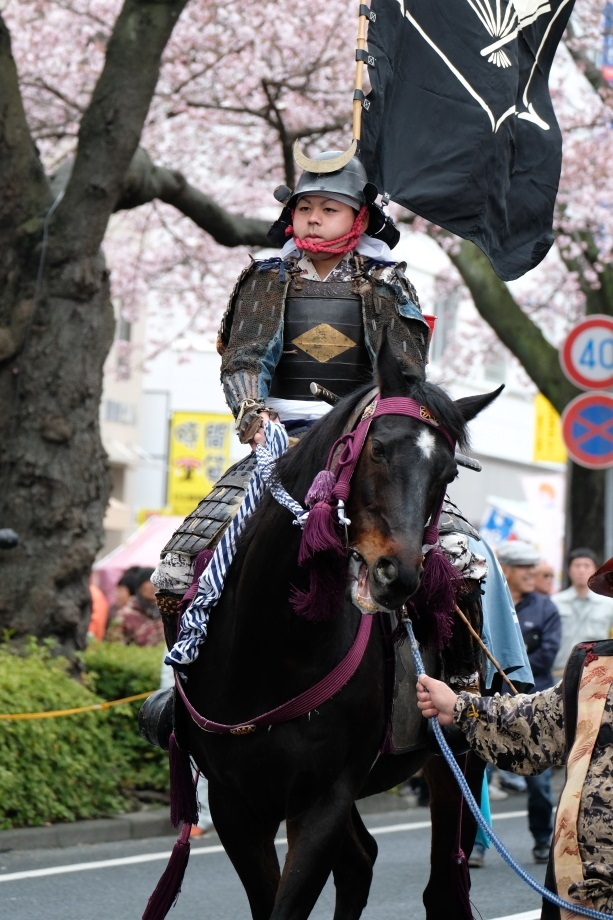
556;227;613;315
53;0;189;255
565;22;613;104
116;148;270;247
448;239;579;413
0;15;50;229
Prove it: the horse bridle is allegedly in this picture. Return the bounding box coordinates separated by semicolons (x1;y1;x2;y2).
325;392;457;547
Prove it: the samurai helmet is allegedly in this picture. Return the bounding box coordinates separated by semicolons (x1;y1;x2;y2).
282;150;370;210
267;150;399;249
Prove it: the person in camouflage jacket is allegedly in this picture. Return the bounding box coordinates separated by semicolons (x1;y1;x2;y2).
416;555;613;918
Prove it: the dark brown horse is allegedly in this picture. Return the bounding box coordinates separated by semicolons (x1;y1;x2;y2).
171;340;501;919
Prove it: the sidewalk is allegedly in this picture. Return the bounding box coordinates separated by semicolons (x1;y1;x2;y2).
0;791;415;853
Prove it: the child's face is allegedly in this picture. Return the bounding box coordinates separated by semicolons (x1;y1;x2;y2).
293;195;356;249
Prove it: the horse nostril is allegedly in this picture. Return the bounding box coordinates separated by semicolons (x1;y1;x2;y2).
373;557;399;587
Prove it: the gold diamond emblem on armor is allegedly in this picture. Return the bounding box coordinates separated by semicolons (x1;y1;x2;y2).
291;324;356;363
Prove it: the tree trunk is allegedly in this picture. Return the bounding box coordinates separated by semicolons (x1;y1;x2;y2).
0;251;115;652
0;0;190;649
565;463;606;567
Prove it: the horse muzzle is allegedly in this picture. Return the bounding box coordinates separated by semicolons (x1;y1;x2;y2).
350;552;422;613
371;556;422;609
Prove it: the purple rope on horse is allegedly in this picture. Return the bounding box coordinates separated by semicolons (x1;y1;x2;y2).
141;820;191;920
405;547;462;650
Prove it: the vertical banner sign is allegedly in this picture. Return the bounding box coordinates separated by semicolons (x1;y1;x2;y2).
167;412;233;517
533;393;567;463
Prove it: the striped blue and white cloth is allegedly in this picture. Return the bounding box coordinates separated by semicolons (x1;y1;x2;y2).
165;421;304;668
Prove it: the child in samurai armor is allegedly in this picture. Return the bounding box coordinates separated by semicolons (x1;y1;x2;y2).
416;555;613;919
153;150;431;608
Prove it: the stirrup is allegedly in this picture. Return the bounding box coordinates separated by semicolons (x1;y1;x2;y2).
139;687;175;751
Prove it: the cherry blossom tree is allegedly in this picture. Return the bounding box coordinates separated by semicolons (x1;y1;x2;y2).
0;0;360;647
0;0;610;646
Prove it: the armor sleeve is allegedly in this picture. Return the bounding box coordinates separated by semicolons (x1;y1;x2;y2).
364;261;430;376
377;261;421;308
217;261;290;417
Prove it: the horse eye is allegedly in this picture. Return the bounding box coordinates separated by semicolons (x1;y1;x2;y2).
371;439;385;460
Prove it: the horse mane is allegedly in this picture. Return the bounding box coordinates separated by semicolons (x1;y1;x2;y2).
237;372;470;552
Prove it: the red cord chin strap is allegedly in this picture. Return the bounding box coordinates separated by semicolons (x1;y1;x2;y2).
290;206;368;256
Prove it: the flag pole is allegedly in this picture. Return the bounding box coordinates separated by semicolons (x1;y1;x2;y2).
294;1;368;173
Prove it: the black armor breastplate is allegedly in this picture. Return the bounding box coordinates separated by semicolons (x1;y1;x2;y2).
269;280;372;401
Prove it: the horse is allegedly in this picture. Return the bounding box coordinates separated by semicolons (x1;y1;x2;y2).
168;338;502;920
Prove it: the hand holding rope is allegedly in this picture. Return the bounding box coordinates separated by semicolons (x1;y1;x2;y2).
402;608;611;920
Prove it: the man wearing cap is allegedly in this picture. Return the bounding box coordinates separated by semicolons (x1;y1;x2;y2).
416;554;613;918
496;540;562;864
552;547;613;676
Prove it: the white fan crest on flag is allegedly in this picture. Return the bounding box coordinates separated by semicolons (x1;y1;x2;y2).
393;0;551;66
475;0;552;65
398;0;572;131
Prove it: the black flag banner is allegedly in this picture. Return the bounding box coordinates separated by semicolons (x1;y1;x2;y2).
361;0;575;281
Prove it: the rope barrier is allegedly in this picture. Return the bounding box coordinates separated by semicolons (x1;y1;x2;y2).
403;612;612;920
0;690;154;721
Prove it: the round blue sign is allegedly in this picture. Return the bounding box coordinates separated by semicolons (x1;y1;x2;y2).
561;393;613;469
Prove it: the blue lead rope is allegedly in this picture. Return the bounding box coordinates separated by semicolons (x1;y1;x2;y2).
403;615;612;920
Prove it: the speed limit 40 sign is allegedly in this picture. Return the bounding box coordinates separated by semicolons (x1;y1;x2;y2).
560;315;613;390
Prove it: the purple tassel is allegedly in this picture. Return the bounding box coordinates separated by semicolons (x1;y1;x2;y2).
299;467;346;566
142;823;191;920
298;501;345;566
293;465;350;621
295;472;347;620
169;732;198;828
406;547;461;650
304;469;336;506
290;554;347;622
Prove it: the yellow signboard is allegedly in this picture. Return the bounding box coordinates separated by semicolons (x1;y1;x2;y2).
167;412;234;517
533;393;567;464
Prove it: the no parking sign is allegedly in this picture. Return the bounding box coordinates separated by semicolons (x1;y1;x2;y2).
561;393;613;469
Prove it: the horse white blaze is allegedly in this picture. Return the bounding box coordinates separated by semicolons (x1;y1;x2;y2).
416;428;436;459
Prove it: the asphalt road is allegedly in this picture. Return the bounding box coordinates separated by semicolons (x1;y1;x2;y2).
0;799;551;920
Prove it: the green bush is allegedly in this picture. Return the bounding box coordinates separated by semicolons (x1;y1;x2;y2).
0;640;170;829
82;641;169;796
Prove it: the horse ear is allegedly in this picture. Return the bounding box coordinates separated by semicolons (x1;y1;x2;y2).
455;384;504;423
376;327;425;398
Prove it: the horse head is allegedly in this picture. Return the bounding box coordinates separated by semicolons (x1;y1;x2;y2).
347;335;502;614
